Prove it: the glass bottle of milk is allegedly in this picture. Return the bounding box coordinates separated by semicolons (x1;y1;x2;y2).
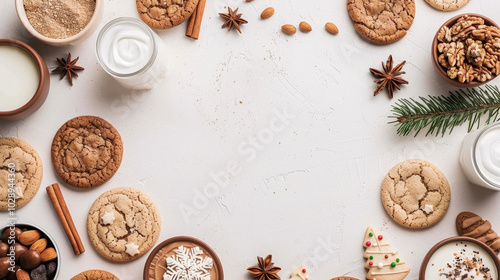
459;122;500;190
96;17;167;90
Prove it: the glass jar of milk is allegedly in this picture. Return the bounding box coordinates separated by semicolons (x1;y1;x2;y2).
96;17;167;90
459;122;500;190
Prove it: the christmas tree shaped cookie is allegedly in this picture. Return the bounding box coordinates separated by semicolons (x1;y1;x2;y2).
363;227;410;280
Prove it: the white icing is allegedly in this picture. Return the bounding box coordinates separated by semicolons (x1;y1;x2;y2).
125;242;140;256
163;246;213;280
101;211;115;225
423;204;434;214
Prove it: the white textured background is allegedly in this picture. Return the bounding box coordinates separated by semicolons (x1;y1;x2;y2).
2;0;500;279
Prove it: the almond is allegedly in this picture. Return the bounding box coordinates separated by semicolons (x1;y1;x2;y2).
299;21;312;32
281;24;296;35
16;269;30;280
30;238;47;254
260;7;275;19
40;247;57;262
325;22;339;35
18;230;40;246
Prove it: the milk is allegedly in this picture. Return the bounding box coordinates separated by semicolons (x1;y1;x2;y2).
0;45;40;111
425;240;498;280
96;17;167;90
460;123;500;190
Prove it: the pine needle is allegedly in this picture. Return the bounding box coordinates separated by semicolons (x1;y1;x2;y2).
389;85;500;136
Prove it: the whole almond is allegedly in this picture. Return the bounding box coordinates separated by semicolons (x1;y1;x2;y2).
18;230;40;246
30;238;47;254
260;7;274;19
325;22;339;35
299;21;312;32
40;247;57;262
281;24;296;35
16;269;30;280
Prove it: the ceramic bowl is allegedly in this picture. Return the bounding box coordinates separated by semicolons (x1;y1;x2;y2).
0;223;60;279
432;13;500;88
143;236;224;280
0;39;49;120
419;236;500;279
15;0;103;46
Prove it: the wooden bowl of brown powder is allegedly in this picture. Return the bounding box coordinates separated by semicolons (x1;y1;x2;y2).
15;0;103;46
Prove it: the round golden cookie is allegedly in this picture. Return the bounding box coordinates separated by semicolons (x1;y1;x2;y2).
381;159;450;229
347;0;415;44
0;137;43;210
51;116;123;189
87;187;161;262
136;0;199;29
424;0;470;11
71;270;120;280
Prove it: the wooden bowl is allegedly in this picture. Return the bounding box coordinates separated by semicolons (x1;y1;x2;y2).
0;39;49;120
419;236;500;279
432;13;500;88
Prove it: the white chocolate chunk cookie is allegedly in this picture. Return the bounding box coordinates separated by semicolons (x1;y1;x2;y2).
381;159;450;229
87;187;161;262
0;137;43;210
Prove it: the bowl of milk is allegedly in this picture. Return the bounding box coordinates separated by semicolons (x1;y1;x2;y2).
0;39;49;120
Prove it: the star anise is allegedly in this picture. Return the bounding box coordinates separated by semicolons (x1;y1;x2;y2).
369;55;408;99
219;7;248;34
247;254;281;280
52;53;84;86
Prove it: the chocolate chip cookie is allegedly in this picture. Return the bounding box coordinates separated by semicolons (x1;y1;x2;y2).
87;187;161;262
51;116;123;189
456;211;500;254
347;0;415;44
136;0;199;29
71;270;120;280
0;137;43;210
381;159;450;229
424;0;470;11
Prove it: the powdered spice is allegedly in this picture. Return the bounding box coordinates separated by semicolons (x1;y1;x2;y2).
23;0;96;39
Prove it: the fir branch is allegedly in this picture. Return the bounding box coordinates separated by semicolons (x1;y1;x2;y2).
389;85;500;136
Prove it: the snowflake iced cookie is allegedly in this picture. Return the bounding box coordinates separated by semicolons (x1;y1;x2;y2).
381;159;450;228
144;236;224;280
87;187;161;262
363;227;410;280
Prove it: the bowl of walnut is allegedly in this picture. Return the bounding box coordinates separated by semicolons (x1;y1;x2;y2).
432;14;500;87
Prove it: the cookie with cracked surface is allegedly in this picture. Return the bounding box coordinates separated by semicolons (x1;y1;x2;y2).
0;137;43;210
347;0;415;44
136;0;199;29
71;269;120;280
424;0;469;11
381;159;450;229
87;187;161;262
51;116;123;189
456;211;500;254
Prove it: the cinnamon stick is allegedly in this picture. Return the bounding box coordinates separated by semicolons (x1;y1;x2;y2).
46;183;85;255
186;0;206;39
186;5;197;38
